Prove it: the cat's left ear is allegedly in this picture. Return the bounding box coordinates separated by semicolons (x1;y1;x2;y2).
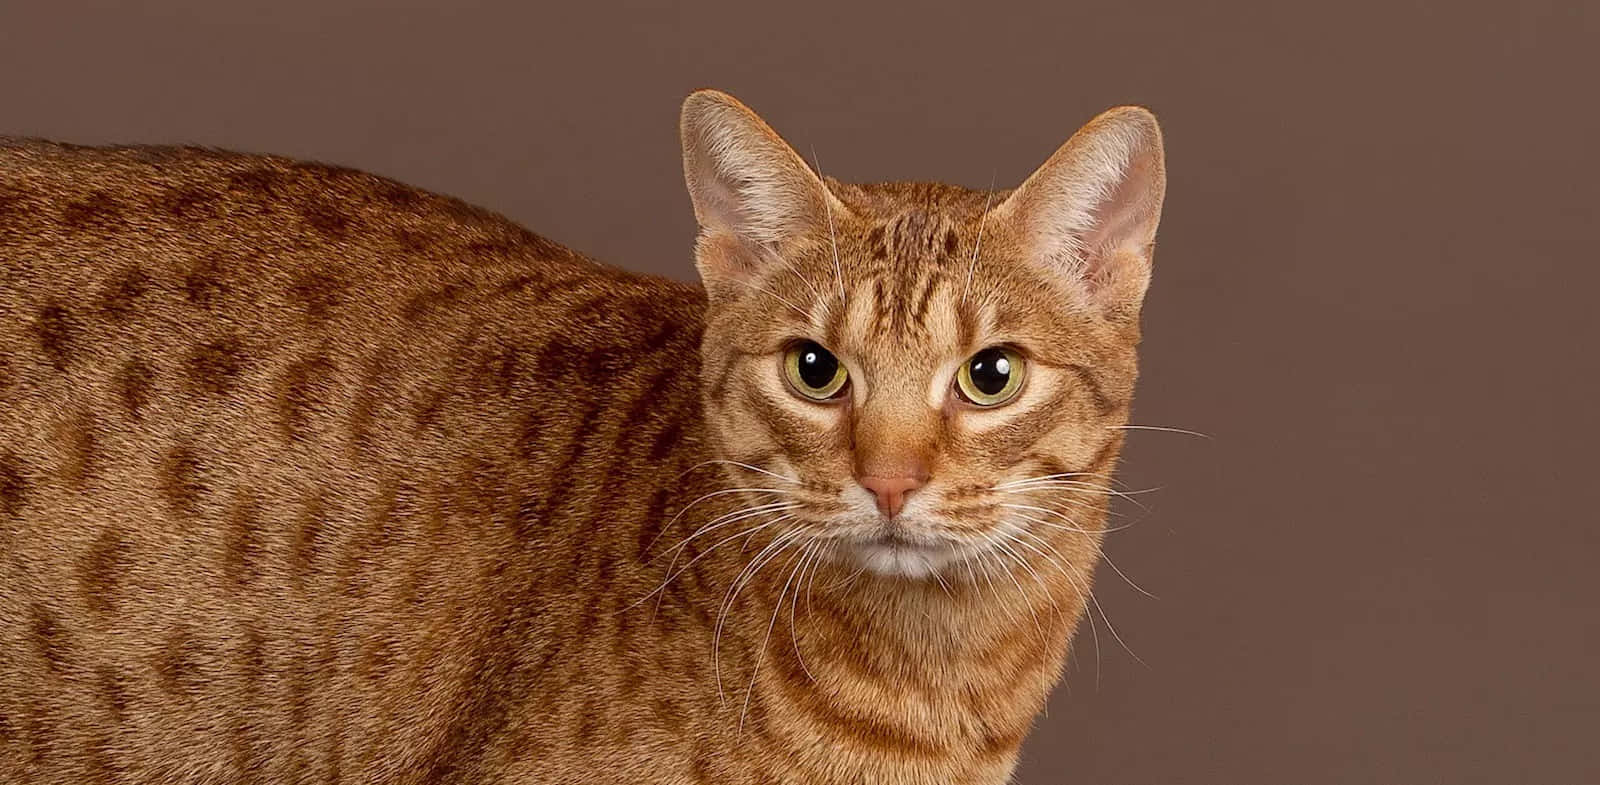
679;89;851;297
992;106;1166;317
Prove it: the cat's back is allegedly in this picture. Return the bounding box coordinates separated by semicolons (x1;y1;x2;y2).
0;140;709;783
0;137;603;319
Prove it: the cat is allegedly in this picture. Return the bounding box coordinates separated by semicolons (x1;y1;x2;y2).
0;89;1166;784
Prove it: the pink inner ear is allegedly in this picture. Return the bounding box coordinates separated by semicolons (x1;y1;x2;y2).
1079;148;1163;286
695;231;766;285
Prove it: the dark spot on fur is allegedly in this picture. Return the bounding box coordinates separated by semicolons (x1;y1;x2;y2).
57;412;99;488
61;191;123;229
31;604;70;675
280;354;338;440
35;303;75;370
159;444;204;515
157;628;207;697
472;342;525;397
299;200;350;237
361;634;397;681
94;666;129;723
395;228;433;252
226;168;284;199
116;358;154;418
868;225;888;260
224;494;265;587
293;496;329;586
187;337;247;395
155;186;220;220
287;270;346;320
24;713;53;766
98;267;149;320
81;528;128;615
183;253;228;307
0;452;29;518
380;182;424;208
402;283;466;321
240;628;265;686
944;228;959;256
464;238;518;260
412;389;447;431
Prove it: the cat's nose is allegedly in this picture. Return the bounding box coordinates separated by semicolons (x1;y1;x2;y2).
858;474;926;519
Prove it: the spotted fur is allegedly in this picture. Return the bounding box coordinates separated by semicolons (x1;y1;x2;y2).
0;90;1165;784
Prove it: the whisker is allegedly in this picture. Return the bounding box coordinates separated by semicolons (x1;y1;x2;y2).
756;244;823;303
1006;527;1127;680
641;486;793;557
960;174;998;306
741;545;811;730
993;489;1111;516
809;147;847;306
1101;551;1157;599
625;510;795;613
997;504;1100;534
728;277;812;320
655;502;798;568
789;543;821;683
1006;509;1135;537
993;471;1120;489
714;527;810;702
1109;424;1212;439
675;460;801;485
978;531;1047;642
995;481;1157;511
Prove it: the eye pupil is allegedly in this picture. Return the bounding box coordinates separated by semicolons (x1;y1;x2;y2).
969;348;1012;396
796;342;839;390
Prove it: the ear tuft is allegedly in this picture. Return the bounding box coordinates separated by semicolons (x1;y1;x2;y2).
995;105;1167;314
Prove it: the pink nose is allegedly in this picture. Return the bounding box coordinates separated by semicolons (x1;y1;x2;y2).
858;475;926;519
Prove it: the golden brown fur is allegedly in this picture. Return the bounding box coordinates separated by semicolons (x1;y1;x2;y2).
0;90;1166;783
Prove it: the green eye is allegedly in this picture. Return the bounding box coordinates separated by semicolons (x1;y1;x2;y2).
956;346;1025;406
784;340;849;400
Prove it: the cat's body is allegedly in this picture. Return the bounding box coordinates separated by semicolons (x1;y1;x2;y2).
0;92;1166;784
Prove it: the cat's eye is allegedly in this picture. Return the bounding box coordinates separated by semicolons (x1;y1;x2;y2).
783;340;849;401
956;346;1026;406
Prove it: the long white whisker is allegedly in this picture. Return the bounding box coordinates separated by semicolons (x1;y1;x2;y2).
994;489;1111;515
741;546;811;730
656;502;798;570
996;482;1157;511
961;174;998;306
809;147;847;306
756;245;823;303
789;543;820;683
642;487;793;557
976;530;1045;642
1101;551;1157;599
998;504;1101;534
1110;424;1212;439
729;277;811;320
626;510;795;613
1010;527;1122;680
714;527;810;702
676;460;801;485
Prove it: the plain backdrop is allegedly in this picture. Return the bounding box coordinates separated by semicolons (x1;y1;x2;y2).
4;1;1597;782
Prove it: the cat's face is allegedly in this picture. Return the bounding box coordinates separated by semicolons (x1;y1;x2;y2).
682;91;1165;578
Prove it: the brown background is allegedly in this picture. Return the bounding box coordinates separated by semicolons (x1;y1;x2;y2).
4;1;1597;781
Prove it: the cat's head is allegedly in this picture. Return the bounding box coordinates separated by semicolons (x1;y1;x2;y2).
680;90;1165;578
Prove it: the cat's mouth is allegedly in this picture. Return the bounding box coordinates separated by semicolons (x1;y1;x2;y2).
843;525;968;578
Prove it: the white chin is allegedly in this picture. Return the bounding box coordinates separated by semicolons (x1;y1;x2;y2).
851;541;961;578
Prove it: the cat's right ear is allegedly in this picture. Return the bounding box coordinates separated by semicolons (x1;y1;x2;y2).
679;90;847;295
